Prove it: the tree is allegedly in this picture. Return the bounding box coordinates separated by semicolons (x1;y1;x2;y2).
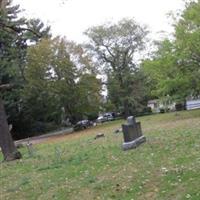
76;73;102;120
174;0;200;97
0;0;50;160
85;18;148;117
107;69;146;115
25;18;51;43
65;41;98;75
142;39;191;102
24;37;102;125
64;41;102;120
142;0;200;104
0;0;24;161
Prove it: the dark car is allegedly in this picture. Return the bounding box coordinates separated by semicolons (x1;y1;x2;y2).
74;120;93;131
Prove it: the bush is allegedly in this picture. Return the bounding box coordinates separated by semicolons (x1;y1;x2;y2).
87;112;98;121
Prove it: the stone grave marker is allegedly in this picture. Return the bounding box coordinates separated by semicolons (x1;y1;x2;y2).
122;116;146;150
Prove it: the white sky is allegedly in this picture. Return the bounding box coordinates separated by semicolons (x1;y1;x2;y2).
14;0;185;43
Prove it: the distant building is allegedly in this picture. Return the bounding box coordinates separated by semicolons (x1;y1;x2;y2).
186;99;200;110
147;99;176;113
147;100;159;113
148;98;200;112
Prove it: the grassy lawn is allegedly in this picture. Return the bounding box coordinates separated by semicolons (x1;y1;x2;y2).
1;110;200;200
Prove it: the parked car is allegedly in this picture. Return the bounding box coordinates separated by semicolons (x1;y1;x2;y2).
74;120;93;131
104;113;114;121
96;113;114;123
96;116;107;123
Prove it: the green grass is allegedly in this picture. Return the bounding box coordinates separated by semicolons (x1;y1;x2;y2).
1;110;200;200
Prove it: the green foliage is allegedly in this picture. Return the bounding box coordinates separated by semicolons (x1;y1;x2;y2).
0;0;101;138
25;18;51;42
174;0;200;97
0;1;30;139
142;0;200;103
23;37;101;126
85;18;148;116
23;38;61;124
107;70;147;115
142;40;191;101
0;1;25;85
0;0;52;138
76;73;101;119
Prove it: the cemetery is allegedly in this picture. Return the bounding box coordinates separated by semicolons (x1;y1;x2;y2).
1;109;200;199
1;0;200;199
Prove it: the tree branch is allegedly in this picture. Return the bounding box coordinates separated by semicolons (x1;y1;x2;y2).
104;44;115;58
100;53;116;71
0;22;42;38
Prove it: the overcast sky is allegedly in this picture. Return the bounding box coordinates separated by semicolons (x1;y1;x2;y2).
14;0;185;43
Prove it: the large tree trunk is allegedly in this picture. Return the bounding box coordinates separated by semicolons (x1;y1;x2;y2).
0;98;21;161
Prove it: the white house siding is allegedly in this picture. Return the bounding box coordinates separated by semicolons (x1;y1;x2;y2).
186;99;200;110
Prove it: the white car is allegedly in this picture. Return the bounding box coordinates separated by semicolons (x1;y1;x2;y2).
97;114;114;123
96;116;106;123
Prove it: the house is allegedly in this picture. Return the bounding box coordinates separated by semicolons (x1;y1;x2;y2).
186;99;200;110
147;99;176;113
147;99;160;113
148;97;200;112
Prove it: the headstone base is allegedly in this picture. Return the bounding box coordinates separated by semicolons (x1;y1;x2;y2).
122;135;146;151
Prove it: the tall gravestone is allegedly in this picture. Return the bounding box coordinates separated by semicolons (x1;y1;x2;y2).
122;116;146;150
